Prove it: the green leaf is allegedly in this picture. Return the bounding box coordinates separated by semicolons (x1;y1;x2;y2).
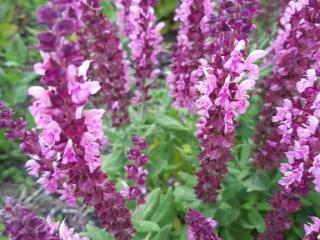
101;150;125;175
81;225;112;240
5;34;27;65
244;172;271;192
129;106;141;124
134;221;160;233
152;225;171;240
248;209;265;232
101;0;116;21
215;204;240;226
156;0;178;19
139;188;161;220
152;188;176;226
0;23;17;50
154;113;187;131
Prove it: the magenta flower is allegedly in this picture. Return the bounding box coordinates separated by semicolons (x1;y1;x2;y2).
304;217;320;240
253;0;320;170
185;208;220;240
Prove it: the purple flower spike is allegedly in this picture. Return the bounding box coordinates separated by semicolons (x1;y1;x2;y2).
122;135;149;205
185;208;220;240
78;0;131;127
259;68;320;239
1;197;60;240
0;197;87;240
253;0;320;170
167;0;215;112
194;0;262;204
122;0;164;102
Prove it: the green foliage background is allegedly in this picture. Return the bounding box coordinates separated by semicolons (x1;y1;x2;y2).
0;1;319;240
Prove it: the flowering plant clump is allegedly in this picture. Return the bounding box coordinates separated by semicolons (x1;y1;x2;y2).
78;0;131;127
1;197;86;240
167;0;214;112
253;0;320;170
259;69;320;239
116;0;164;102
1;0;320;239
194;0;265;203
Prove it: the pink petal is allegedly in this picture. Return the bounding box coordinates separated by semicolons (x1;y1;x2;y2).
246;50;267;63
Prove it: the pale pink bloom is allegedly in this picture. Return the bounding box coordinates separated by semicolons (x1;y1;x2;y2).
310;154;320;192
33;51;50;75
62;139;77;164
279;162;304;191
272;99;293;122
297;116;319;138
28;86;52;127
25;159;41;177
312;93;320;117
80;132;101;173
244;50;267;80
304;216;320;239
67;65;100;104
58;183;76;207
215;78;230;108
296;69;317;93
83;109;105;139
39;121;62;155
286;141;310;163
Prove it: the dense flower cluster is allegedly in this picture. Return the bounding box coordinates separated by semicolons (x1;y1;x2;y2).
124;0;164;102
253;0;320;170
114;0;132;36
1;1;134;239
0;197;85;240
78;0;131;127
194;0;263;203
121;135;149;205
304;217;320;240
0;101;26;141
166;0;214;112
259;69;320;239
185;208;220;240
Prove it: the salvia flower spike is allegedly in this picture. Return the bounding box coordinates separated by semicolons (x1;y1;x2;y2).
166;0;215;112
194;0;263;203
259;68;320;239
0;197;86;240
253;0;320;170
185;208;220;240
2;1;134;239
121;135;149;205
78;0;131;127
